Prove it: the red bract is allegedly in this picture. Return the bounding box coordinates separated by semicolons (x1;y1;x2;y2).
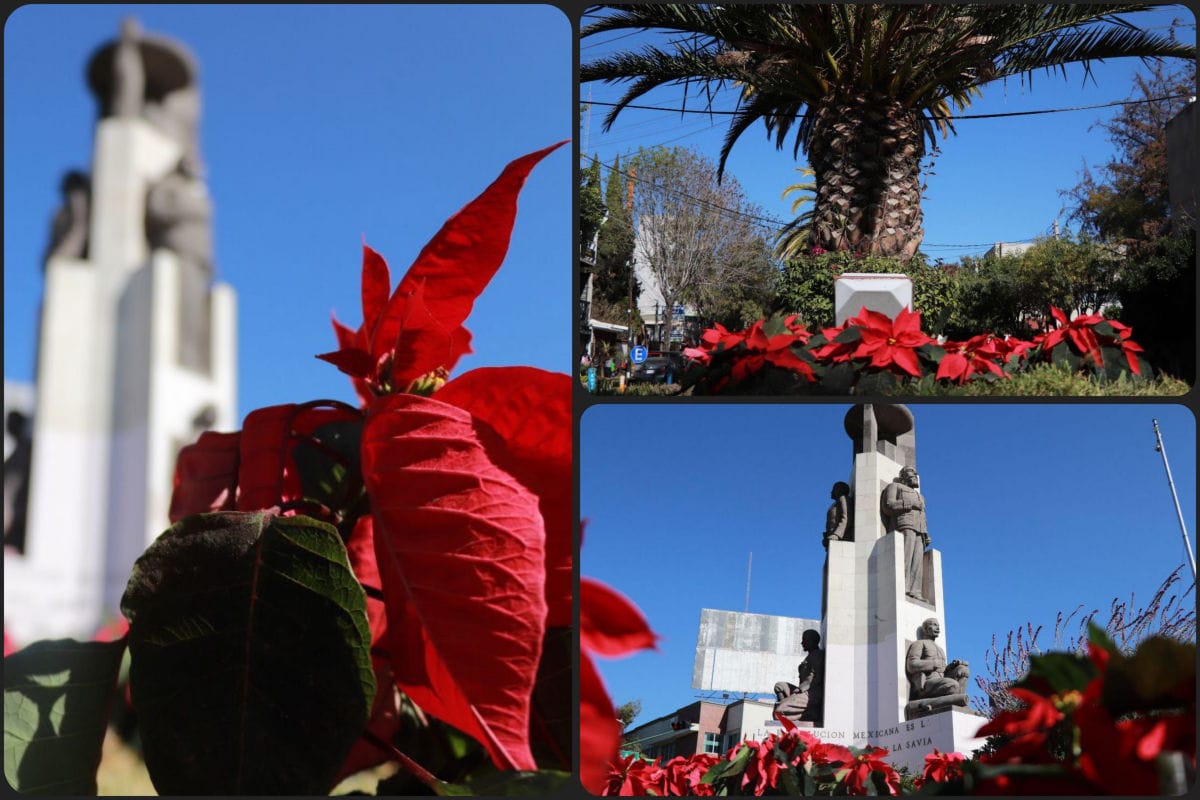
935;334;1006;385
318;141;568;398
739;739;783;794
1041;306;1105;369
580;569;658;794
836;746;901;795
435;367;572;627
361;392;547;771
921;748;965;784
662;753;719;796
848;306;931;377
605;754;665;796
169;403;363;523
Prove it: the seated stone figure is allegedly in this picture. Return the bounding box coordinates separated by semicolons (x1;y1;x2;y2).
904;618;971;719
773;629;824;727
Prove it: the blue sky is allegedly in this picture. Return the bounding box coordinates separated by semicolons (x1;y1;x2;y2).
4;5;570;418
581;403;1197;727
580;5;1197;261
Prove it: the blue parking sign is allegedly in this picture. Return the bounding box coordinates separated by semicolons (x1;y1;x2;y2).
586;367;597;392
631;345;648;364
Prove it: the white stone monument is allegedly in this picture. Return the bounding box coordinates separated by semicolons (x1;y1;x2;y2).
3;19;237;645
817;404;984;771
834;273;913;325
698;404;984;772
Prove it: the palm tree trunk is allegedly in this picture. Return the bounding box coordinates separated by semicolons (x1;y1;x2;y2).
807;92;926;261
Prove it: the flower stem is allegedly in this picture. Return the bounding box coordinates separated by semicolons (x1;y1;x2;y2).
362;729;443;791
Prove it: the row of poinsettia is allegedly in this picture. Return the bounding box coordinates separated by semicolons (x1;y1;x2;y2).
581;571;1195;796
681;306;1149;394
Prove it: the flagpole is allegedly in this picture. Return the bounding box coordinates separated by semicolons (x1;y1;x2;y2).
1153;419;1196;579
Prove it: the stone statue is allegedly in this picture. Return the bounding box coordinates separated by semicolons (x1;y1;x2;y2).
111;17;145;118
143;84;202;166
904;618;970;719
773;629;825;727
3;410;32;554
881;465;929;601
147;154;214;371
823;481;849;546
44;171;91;265
146;154;213;274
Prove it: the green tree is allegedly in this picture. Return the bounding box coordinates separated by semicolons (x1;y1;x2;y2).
615;699;642;732
580;154;605;255
774;250;960;333
582;5;1193;261
1063;52;1197;247
951;235;1117;337
593;155;638;322
628;146;772;349
1060;48;1196;381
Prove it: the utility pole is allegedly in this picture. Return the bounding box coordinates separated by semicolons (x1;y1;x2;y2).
1152;419;1196;579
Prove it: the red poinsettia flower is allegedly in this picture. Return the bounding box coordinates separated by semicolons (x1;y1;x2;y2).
936;333;1007;384
167;144;571;776
1040;306;1106;369
809;320;857;364
604;754;666;796
921;748;966;784
836;745;901;795
580;573;658;795
848;306;931;377
317;141;568;402
662;753;719;796
739;738;784;795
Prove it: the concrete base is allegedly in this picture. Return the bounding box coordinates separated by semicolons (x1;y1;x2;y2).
834;273;913;325
799;707;987;773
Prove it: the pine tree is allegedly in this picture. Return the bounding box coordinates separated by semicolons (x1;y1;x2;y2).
593;156;637;317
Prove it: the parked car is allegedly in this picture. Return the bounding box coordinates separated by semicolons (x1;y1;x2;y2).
629;353;686;384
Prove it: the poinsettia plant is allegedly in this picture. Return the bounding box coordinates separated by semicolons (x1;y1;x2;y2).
681;306;1154;395
3;141;570;796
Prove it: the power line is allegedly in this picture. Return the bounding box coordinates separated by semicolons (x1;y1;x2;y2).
595;156;1043;250
581;94;1194;121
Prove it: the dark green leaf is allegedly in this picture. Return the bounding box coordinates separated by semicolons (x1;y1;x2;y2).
461;769;572;796
120;511;375;794
292;419;365;516
1102;636;1196;716
1019;652;1096;694
4;638;125;794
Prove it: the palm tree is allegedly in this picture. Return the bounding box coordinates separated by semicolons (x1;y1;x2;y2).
776;167;817;260
582;5;1194;260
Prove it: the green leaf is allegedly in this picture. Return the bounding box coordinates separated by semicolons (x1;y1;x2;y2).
460;769;573;796
1102;636;1196;717
4;639;125;794
292;419;365;516
120;511;375;794
1020;652;1096;694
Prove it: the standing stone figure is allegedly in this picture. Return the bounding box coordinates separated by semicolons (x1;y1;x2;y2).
44;171;91;265
823;481;850;547
111;17;145;118
773;629;825;726
881;466;929;601
904;618;970;718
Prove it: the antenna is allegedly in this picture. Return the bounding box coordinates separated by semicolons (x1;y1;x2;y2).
1153;419;1196;579
744;551;752;612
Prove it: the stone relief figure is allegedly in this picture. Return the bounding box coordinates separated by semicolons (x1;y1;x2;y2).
823;481;850;547
904;618;970;719
881;465;930;601
773;629;825;727
3;410;33;555
44;171;91;265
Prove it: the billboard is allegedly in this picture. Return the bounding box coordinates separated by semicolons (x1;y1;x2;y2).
692;608;821;696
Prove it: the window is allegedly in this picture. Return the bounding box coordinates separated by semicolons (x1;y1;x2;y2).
704;732;722;754
725;731;740;752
